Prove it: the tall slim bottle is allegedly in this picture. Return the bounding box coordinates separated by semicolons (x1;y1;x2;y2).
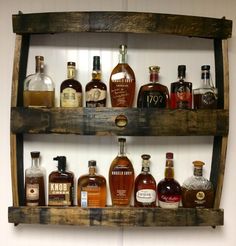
85;56;107;107
109;45;136;107
23;56;55;107
25;151;46;206
109;138;134;206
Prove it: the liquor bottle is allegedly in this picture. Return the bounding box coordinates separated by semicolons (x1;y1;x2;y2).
60;61;83;107
109;138;134;206
134;154;157;207
109;44;136;107
157;152;181;208
182;160;214;208
85;56;107;107
137;66;170;108
23;56;55;107
193;65;218;109
77;160;107;207
48;156;74;206
24;151;46;206
170;65;192;109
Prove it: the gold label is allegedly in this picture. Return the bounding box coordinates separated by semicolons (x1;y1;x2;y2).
26;183;39;200
196;191;205;200
61;88;82;107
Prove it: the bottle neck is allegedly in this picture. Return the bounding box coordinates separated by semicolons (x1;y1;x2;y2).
31;157;40;168
193;167;203;177
141;160;150;173
150;71;159;83
201;70;212;88
67;66;76;79
119;53;127;64
35;57;44;74
92;70;101;80
165;159;174;179
118;141;126;156
89;166;96;175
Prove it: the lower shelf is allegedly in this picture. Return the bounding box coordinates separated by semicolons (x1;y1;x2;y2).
8;206;223;227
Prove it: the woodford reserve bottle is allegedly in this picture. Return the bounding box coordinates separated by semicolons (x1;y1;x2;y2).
77;160;107;207
157;152;181;208
60;62;82;107
137;66;170;108
86;56;107;107
182;160;214;208
109;138;134;206
48;156;74;206
25;151;46;206
193;65;218;109
170;65;192;109
134;154;157;207
23;56;55;107
109;45;136;107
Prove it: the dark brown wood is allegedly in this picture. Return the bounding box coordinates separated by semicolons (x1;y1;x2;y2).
12;11;232;39
8;206;223;227
11;107;229;136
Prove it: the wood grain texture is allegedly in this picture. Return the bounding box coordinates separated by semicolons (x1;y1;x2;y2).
8;206;223;227
12;11;232;38
11;107;229;136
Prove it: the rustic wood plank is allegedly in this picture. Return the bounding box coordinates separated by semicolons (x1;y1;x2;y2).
8;207;223;227
12;11;232;39
11;108;229;136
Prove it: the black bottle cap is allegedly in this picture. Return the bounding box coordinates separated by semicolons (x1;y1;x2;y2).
118;137;126;142
141;154;151;160
201;65;210;71
67;61;76;67
93;56;101;70
53;156;66;171
31;151;40;158
178;65;186;78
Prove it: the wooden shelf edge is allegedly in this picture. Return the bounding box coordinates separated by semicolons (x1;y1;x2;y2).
8;206;223;227
12;11;232;39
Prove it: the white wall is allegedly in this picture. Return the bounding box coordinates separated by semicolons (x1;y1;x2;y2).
1;0;236;245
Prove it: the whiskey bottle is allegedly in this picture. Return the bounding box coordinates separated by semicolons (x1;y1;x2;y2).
182;160;214;208
157;152;181;208
23;56;55;107
25;151;46;206
193;65;218;109
48;156;74;206
77;160;107;207
137;66;170;108
134;154;156;207
60;62;83;107
170;65;192;109
85;56;107;107
109;45;136;107
109;138;134;206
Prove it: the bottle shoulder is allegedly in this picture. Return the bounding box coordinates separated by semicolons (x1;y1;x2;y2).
182;176;213;190
86;79;107;90
110;63;136;79
49;170;74;180
61;78;82;90
24;73;54;91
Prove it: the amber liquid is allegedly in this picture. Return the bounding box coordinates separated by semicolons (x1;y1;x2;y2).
181;187;214;208
77;174;106;207
109;156;134;206
24;90;55;107
110;63;136;107
25;176;45;206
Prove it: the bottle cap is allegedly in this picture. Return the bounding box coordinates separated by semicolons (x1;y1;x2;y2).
149;66;160;73
53;156;66;171
119;44;127;54
201;65;210;71
141;154;151;160
88;160;96;167
118;137;126;142
178;65;186;78
31;151;40;158
35;56;44;61
166;152;173;159
67;61;76;67
192;160;205;167
93;56;101;70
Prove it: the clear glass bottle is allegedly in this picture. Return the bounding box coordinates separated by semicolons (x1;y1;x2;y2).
170;65;192;109
109;44;136;107
182;160;214;208
193;65;218;109
109;138;134;206
137;66;170;108
60;62;83;107
23;56;55;107
134;154;157;207
24;151;46;206
85;56;107;107
157;152;181;208
77;160;107;207
48;156;74;206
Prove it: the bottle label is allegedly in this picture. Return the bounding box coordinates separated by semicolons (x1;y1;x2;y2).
26;183;39;205
81;191;88;207
80;186;102;207
48;182;72;206
136;189;156;203
61;88;82;107
86;88;106;107
171;84;192;109
158;194;181;208
142;91;167;108
202;91;216;105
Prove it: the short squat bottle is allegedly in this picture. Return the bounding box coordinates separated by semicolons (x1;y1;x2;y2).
193;65;218;109
48;156;74;206
109;44;136;107
60;62;83;107
157;152;181;208
23;56;55;107
134;154;157;207
25;151;46;206
182;160;214;208
77;160;107;207
137;66;170;108
85;56;107;107
170;65;192;109
109;138;134;206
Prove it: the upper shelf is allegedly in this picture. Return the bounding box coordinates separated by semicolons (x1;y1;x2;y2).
12;11;232;39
